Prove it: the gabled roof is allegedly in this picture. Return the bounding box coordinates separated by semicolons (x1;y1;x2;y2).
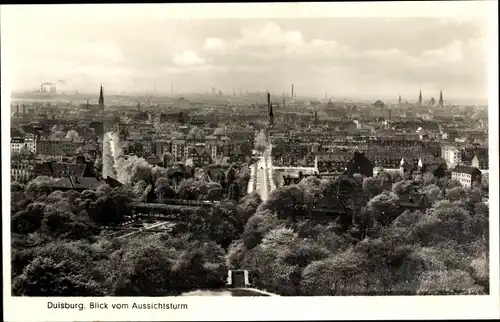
197;147;212;157
50;163;87;177
452;165;481;175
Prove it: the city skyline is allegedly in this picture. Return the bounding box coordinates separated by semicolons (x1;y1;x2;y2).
3;5;491;102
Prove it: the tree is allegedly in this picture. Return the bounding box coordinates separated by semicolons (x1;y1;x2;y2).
12;241;106;296
301;249;366;296
228;181;241;201
417;269;483;295
162;152;174;168
91;189;132;225
446;187;467;202
94;156;103;171
111;240;177;296
50;131;66;140
176;179;201;200
242;210;283;249
233;192;262;231
392;180;417;195
260;185;311;222
11;202;47;234
367;192;400;226
155;177;177;200
25;176;58;200
480;174;489;194
283;241;330;268
226;167;237;188
65;130;80;140
422;172;436;186
351;206;379;240
376;171;393;190
362;177;382;198
422;184;442;204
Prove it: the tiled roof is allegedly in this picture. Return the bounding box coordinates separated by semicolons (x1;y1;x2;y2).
315;153;352;162
452;165;481;175
420;155;445;165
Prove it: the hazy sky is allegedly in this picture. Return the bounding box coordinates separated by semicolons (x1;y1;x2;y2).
2;4;492;101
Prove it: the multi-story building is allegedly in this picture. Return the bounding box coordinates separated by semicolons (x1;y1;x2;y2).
314;153;352;173
155;139;172;159
126;135;154;156
11;137;25;154
451;165;482;188
36;138;84;156
186;147;213;167
441;145;462;168
172;139;187;161
11;152;36;183
24;134;37;154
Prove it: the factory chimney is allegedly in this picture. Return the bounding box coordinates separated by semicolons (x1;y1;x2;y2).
291;84;294;99
16;105;19;121
22;104;26;118
314;111;318;127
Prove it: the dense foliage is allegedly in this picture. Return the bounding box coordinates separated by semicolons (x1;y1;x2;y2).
12;146;489;296
227;170;489;295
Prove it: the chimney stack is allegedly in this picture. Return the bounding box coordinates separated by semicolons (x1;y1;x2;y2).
314;111;318;127
16;105;19;121
291;84;294;99
22;104;26;117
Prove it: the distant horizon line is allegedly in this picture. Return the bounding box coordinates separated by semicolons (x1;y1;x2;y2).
9;89;488;104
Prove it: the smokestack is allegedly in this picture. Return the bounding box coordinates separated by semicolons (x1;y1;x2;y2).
16;105;19;120
291;84;294;99
283;96;286;109
22;104;26;117
314;111;318;127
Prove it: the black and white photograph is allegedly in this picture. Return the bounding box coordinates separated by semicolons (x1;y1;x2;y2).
2;2;499;321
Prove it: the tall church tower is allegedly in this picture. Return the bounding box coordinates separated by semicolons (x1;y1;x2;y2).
267;92;274;127
439;90;443;107
99;85;104;111
418;90;422;105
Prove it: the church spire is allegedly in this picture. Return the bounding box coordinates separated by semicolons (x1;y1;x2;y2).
398;95;401;103
418;90;422;105
439;90;443;107
99;85;104;109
